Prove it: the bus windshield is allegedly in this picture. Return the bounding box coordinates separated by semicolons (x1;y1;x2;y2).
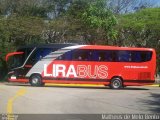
8;54;25;69
6;48;34;69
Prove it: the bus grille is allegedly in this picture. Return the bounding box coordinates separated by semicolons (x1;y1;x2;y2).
138;72;151;80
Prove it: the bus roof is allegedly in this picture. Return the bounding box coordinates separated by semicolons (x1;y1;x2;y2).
17;43;79;50
80;45;155;51
17;44;155;51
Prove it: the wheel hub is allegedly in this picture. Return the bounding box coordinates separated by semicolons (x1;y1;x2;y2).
113;80;120;88
32;78;38;84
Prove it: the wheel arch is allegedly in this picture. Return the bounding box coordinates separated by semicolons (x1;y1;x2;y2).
111;76;123;81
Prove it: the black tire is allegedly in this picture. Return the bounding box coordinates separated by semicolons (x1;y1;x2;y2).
30;74;43;87
110;78;123;89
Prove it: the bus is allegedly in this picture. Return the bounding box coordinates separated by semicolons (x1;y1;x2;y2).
6;44;156;89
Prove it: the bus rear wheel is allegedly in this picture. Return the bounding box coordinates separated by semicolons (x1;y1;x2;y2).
110;78;123;89
30;75;44;87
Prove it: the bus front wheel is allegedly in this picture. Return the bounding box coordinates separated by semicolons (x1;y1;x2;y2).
30;75;44;87
110;78;123;89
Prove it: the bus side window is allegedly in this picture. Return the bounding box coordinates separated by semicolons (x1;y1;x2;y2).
117;51;130;62
91;51;99;61
98;51;105;61
72;50;79;60
87;50;94;61
131;51;141;62
64;51;72;60
145;52;152;61
72;50;88;61
56;55;64;60
42;48;53;58
35;49;42;61
111;51;117;62
141;52;146;62
57;50;73;61
131;51;152;62
96;50;113;62
141;51;152;62
105;51;113;61
80;50;88;61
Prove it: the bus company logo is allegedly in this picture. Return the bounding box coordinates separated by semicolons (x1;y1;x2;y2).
44;64;108;79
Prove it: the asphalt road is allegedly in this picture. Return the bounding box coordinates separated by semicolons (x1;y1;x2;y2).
0;82;160;116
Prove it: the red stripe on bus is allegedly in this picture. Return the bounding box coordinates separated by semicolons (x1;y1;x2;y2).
6;52;24;61
25;65;33;68
9;79;29;83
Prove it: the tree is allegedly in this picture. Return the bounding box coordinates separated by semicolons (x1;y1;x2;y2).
117;8;160;47
0;15;46;57
66;0;117;44
83;0;117;44
43;17;71;43
7;16;46;45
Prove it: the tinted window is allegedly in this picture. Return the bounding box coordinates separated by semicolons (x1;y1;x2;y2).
93;51;114;62
131;51;152;62
98;51;106;61
117;51;131;62
10;54;24;68
56;50;93;61
55;49;152;62
56;50;72;60
8;48;33;68
72;50;89;61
